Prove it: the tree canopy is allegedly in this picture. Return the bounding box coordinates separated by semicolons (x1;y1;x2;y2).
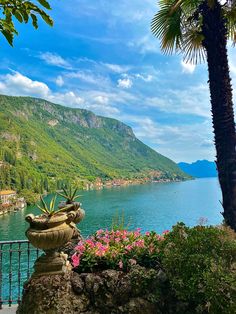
151;0;236;64
0;0;53;46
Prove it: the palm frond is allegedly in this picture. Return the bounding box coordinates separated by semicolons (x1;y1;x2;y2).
181;27;206;63
151;0;183;54
151;0;205;64
223;4;236;43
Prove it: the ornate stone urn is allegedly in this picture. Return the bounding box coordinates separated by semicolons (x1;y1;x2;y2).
58;201;85;224
25;211;76;276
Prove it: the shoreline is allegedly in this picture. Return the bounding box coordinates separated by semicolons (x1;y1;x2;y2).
0;177;190;209
83;176;187;191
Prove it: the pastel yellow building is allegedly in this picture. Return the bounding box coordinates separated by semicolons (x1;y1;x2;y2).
0;190;17;205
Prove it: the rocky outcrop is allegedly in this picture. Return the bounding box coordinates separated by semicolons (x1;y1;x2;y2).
17;266;170;314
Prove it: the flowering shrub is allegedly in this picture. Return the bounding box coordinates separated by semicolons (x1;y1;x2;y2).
72;228;169;272
71;223;236;313
158;223;236;314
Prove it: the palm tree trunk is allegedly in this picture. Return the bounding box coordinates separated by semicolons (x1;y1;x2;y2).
200;0;236;230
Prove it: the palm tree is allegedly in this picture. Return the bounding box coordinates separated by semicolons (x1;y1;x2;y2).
151;0;236;230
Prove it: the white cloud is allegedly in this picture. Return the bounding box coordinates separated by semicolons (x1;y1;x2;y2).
128;34;160;55
117;77;133;89
102;63;131;73
144;84;210;118
135;73;153;82
55;75;64;87
94;95;109;105
0;71;122;117
181;60;196;74
67;71;110;86
38;52;71;69
0;71;50;98
51;91;84;107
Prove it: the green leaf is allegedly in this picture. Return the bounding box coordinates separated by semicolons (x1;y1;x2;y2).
36;204;48;214
37;0;52;10
30;14;38;29
72;187;78;200
2;30;13;46
57;192;67;199
40;12;53;26
13;11;23;23
20;10;29;23
41;196;47;209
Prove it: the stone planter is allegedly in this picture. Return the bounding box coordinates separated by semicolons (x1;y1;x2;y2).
25;211;76;276
58;201;85;224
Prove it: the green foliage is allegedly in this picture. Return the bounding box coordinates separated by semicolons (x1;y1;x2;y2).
73;224;236;313
111;210;131;231
151;0;236;63
0;95;189;202
19;189;39;204
159;223;236;314
57;186;82;204
0;0;53;46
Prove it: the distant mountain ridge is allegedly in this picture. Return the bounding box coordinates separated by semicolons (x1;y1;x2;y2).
0;95;188;195
178;160;217;178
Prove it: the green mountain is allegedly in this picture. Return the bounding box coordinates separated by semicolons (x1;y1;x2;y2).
0;95;188;199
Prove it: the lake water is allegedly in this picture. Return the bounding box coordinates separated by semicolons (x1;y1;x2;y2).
0;178;223;241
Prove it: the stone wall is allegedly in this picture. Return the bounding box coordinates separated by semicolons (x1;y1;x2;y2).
17;266;171;314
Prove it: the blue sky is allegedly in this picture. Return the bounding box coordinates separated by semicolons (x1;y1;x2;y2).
0;0;236;162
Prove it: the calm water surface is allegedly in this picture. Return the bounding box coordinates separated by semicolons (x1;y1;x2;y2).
0;178;222;241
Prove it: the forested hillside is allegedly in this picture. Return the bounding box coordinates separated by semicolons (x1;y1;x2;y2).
0;95;188;200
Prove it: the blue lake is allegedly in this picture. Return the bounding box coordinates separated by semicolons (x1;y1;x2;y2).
0;177;222;241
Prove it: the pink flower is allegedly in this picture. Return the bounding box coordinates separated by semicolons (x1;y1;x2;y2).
145;231;150;236
134;239;145;248
162;230;169;235
85;239;95;248
71;253;80;267
96;229;104;235
75;241;86;252
118;260;123;269
134;231;140;237
102;237;110;244
95;250;104;256
94;243;109;256
125;245;133;252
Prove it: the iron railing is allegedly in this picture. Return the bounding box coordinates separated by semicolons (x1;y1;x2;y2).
0;240;40;309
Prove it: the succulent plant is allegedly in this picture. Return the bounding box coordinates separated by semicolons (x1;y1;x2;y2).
57;186;82;204
36;195;66;217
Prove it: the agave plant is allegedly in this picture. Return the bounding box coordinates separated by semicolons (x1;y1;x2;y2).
37;195;66;217
57;186;82;204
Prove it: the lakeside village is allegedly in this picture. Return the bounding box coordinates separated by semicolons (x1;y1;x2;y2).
85;174;181;190
0;189;26;215
0;172;180;216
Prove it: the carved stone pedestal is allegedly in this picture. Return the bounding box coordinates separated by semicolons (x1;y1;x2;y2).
33;251;71;277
